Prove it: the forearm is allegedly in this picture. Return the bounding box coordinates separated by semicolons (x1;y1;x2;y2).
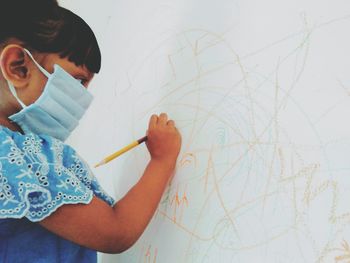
111;159;175;249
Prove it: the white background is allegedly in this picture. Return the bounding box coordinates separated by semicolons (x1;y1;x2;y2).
60;0;350;262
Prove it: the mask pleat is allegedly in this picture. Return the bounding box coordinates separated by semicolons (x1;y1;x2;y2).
38;96;79;132
51;65;93;109
9;106;71;141
44;81;86;119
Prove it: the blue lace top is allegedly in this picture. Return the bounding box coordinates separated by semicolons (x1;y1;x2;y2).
0;125;115;263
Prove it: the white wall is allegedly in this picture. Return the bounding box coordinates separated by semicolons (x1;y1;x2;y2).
60;0;350;262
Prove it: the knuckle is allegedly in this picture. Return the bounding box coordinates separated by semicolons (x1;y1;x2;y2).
147;129;156;136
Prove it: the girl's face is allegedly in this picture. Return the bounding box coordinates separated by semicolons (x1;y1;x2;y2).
26;52;95;104
0;44;95;131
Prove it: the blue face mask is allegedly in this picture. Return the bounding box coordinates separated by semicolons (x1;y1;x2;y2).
6;48;93;141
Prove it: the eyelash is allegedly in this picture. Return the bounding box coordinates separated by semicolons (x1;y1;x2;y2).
76;78;88;85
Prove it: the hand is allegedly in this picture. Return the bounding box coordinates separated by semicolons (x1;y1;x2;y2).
146;113;182;167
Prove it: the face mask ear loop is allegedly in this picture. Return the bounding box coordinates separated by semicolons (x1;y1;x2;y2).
23;48;51;79
7;81;27;108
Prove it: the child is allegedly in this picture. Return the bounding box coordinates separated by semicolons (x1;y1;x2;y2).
0;0;181;262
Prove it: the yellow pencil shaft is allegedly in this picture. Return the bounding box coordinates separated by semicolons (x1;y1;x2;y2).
103;141;139;163
94;136;148;168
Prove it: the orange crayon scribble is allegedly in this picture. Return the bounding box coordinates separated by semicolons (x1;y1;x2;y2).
170;185;189;223
203;147;214;193
175;192;180;205
144;245;151;263
170;185;180;222
335;240;350;262
144;245;158;263
153;248;158;263
179;152;197;167
182;191;189;206
179;186;189;222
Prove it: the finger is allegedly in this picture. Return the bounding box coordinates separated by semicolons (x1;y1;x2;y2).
149;114;158;129
167;120;175;127
174;126;180;132
159;113;168;125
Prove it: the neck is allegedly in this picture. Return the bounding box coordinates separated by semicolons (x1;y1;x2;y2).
0;79;23;133
0;117;22;132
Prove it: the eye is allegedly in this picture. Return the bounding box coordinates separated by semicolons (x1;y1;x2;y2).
76;78;88;85
74;73;93;87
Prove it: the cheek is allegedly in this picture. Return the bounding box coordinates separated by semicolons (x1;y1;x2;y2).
22;73;48;105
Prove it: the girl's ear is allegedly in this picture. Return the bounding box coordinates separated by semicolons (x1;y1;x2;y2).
0;44;31;88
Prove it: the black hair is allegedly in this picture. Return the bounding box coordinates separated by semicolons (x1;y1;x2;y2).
0;0;101;73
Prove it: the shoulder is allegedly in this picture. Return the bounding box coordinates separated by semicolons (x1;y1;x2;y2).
0;126;98;189
0;125;75;165
0;126;115;222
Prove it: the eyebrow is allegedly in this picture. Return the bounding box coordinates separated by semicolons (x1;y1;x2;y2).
76;68;93;80
83;69;94;79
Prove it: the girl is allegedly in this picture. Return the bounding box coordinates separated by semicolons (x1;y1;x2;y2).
0;0;181;262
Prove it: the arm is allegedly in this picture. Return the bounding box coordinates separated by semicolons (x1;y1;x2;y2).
38;113;181;253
